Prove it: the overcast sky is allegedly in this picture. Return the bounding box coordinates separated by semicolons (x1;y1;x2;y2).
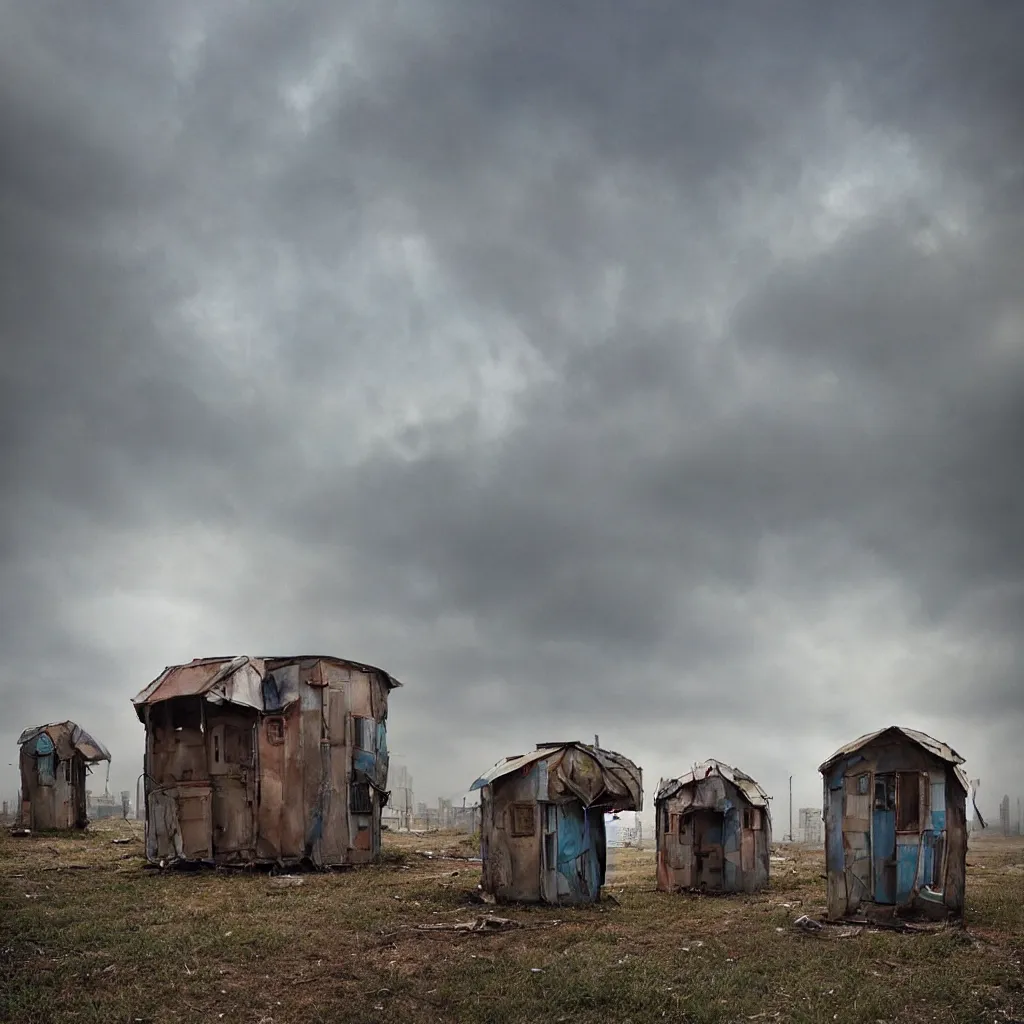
2;1;1022;827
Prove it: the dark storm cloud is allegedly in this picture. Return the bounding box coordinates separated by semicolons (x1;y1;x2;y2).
1;0;1021;816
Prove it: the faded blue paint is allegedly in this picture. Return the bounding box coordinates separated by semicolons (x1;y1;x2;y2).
353;748;376;773
557;802;601;901
873;804;896;903
921;833;935;887
895;837;920;901
931;778;946;831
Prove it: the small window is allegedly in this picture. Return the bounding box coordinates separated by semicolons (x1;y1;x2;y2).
265;717;285;745
874;775;895;811
213;734;221;765
353;717;374;750
350;782;372;814
857;774;870;795
544;832;556;870
743;808;752;829
510;802;535;837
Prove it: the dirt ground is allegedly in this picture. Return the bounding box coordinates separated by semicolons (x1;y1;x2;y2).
1;822;1022;1024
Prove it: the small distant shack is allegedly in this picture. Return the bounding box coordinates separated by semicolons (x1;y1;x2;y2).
819;726;969;921
132;655;401;868
470;741;642;905
655;759;771;894
17;722;111;830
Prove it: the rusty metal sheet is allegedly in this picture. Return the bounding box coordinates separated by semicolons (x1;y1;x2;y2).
818;726;965;775
471;742;642;813
17;721;110;763
133;658;236;706
135;654;400;717
137;654;399;870
656;760;770;810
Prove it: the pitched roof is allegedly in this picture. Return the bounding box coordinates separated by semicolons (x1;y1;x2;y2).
655;759;770;809
132;654;402;717
470;741;643;812
18;721;111;763
818;725;965;774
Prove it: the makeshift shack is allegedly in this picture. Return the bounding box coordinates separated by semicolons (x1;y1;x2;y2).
470;741;642;904
819;725;971;921
655;759;772;893
17;721;111;830
133;655;401;868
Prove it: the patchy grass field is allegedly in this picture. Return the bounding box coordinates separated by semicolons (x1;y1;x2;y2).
2;824;1022;1024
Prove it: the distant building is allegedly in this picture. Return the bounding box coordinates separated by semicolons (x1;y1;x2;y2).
819;725;968;922
605;811;643;848
382;763;414;830
655;760;772;894
798;807;824;846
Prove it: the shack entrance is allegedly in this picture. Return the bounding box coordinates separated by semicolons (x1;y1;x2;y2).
684;809;725;890
207;709;257;857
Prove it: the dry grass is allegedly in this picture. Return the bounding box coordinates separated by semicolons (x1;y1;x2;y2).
2;822;1022;1024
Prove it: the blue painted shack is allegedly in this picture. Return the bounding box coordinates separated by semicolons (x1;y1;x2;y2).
819;726;969;921
471;742;642;904
655;760;772;893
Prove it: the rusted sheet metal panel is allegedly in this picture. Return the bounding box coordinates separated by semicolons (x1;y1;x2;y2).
473;742;642;813
136;654;398;869
656;759;770;810
655;760;772;895
818;725;965;776
135;655;402;716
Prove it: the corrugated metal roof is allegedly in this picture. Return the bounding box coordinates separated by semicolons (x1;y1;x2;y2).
17;721;111;763
817;725;965;774
655;759;770;809
469;749;550;790
470;741;643;812
133;654;402;711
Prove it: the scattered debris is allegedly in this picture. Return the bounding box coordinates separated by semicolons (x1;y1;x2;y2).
111;838;132;845
267;875;304;889
793;915;824;934
416;916;523;934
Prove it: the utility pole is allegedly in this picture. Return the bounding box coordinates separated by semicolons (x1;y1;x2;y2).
788;776;793;842
594;734;600;747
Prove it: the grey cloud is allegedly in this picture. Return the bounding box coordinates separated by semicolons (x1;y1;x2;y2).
1;1;1022;819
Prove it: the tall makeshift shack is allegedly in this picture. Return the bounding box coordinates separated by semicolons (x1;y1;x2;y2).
819;726;969;921
470;741;642;904
655;759;771;893
17;721;111;830
133;655;401;867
